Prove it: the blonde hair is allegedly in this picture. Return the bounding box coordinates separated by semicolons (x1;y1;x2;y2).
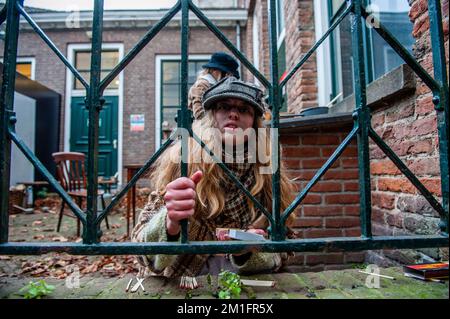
149;111;296;228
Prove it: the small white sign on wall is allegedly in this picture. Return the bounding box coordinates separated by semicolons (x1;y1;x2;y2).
130;114;145;132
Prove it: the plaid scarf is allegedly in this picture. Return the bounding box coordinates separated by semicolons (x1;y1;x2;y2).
133;149;266;279
167;150;264;278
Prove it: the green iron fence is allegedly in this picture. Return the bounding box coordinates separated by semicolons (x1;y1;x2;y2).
0;0;448;256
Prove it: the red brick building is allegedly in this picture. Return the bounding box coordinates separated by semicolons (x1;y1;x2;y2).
0;0;247;185
246;0;449;270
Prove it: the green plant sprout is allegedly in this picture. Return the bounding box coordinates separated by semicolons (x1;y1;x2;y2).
19;279;55;299
218;270;242;299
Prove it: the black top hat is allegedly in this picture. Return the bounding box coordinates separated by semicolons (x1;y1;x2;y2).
202;52;240;79
202;77;265;116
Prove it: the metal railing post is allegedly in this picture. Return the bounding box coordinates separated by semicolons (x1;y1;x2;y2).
428;0;449;235
267;0;283;241
84;0;104;243
178;0;192;243
0;0;23;243
351;0;372;238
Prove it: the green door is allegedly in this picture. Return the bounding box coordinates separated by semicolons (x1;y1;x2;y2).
70;96;118;178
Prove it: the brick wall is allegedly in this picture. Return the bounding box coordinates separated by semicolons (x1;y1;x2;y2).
284;0;318;113
246;0;318;114
280;124;365;271
366;0;449;265
270;0;448;268
0;24;241;183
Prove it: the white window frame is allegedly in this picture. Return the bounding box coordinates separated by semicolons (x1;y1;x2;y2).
155;54;210;150
252;7;260;84
17;57;36;80
314;0;334;106
65;43;124;184
315;0;345;105
383;46;397;74
276;0;286;50
1;57;36;80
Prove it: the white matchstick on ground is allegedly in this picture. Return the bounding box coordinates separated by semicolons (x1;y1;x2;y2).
358;270;395;280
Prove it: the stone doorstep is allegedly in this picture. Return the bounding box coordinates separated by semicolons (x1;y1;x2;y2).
0;267;448;299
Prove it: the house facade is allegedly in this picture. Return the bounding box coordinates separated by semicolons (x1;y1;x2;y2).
0;0;247;185
245;0;449;269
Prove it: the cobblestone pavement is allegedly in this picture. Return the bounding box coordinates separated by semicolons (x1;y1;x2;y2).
0;267;448;299
0;197;448;299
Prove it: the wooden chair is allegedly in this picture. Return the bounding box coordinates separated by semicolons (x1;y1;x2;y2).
52;152;110;237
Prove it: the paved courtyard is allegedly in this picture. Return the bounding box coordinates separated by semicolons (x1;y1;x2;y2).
0;193;448;299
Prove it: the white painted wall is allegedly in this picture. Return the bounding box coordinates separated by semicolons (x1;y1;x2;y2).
10;92;36;187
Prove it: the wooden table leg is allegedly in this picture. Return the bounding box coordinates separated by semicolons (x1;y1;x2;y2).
132;182;136;227
76;197;82;237
126;169;132;238
126;190;131;237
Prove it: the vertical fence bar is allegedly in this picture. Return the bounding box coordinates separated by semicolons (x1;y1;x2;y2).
0;0;23;243
351;0;372;238
84;0;104;244
267;0;283;241
428;0;449;235
178;0;191;243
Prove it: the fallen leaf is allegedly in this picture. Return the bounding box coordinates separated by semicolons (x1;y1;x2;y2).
33;234;45;240
103;263;115;271
32;220;43;226
30;269;46;276
54;260;68;267
52;236;68;242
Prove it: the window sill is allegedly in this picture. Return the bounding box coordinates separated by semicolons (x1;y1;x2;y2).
273;64;416;134
268;112;354;133
329;64;416;114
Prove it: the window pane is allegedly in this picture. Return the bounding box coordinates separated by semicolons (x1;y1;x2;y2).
74;50;119;90
74;71;90;90
276;0;285;36
331;0;345;16
330;14;354;99
101;51;119;69
74;71;119;90
188;62;197;84
163;62;179;84
369;0;414;79
278;40;288;112
17;62;32;79
329;0;413;100
75;50;119;70
162;84;180;106
101;71;119;89
162;107;178;133
75;51;91;70
160;59;208;143
371;0;410;12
